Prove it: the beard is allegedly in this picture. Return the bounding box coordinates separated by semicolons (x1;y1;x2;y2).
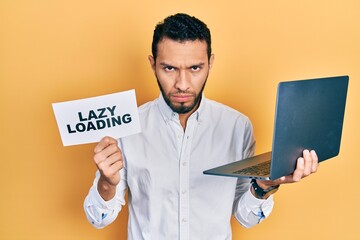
156;75;208;114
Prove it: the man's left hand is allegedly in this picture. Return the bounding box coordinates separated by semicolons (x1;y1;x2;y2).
256;149;319;190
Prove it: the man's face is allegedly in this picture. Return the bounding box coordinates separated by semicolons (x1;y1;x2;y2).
149;38;214;114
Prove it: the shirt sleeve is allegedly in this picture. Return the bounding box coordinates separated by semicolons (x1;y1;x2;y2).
232;117;274;228
232;179;274;228
83;168;127;229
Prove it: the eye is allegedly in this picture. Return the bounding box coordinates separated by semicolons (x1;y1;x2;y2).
191;66;201;72
164;66;175;72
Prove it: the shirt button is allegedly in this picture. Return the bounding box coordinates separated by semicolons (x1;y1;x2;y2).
182;190;187;194
182;218;188;223
182;162;187;166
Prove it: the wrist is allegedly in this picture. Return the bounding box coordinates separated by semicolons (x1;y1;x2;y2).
251;179;279;199
256;180;273;190
98;177;116;201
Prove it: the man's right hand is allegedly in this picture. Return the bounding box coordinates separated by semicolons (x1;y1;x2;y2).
93;136;123;201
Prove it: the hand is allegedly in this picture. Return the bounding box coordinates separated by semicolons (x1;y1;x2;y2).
93;136;123;200
257;149;319;190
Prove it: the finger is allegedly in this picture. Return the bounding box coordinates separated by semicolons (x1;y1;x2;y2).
310;150;319;172
94;136;118;153
107;151;123;167
98;154;123;174
292;157;305;182
302;149;312;176
279;175;295;184
99;160;123;184
269;176;286;185
94;143;121;164
97;151;123;177
257;176;285;188
110;159;124;172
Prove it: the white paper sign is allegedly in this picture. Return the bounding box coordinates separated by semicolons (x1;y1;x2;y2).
52;90;141;146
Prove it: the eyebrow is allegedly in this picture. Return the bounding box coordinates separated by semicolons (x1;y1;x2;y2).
159;62;174;67
189;63;205;69
159;62;206;68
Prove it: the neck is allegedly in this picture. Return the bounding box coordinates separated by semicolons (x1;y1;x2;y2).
178;101;200;131
178;113;190;131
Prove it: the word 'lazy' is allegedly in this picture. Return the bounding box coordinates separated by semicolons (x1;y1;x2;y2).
67;106;132;133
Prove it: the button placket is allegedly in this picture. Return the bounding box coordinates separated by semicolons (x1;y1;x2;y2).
178;117;197;240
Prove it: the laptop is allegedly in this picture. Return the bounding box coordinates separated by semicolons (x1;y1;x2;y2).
203;75;349;180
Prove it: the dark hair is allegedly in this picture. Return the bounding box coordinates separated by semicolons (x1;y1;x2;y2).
151;13;212;61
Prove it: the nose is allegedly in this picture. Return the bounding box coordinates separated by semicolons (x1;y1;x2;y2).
175;69;190;91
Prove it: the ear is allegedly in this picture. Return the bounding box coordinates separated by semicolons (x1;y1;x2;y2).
209;54;215;70
148;55;156;73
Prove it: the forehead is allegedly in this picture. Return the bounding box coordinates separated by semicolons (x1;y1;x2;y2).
156;38;208;63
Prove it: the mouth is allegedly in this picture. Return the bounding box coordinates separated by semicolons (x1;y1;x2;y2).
170;94;194;103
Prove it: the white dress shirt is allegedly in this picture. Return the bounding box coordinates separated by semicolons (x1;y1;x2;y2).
84;94;274;240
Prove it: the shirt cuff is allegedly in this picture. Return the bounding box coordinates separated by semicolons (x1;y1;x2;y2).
242;187;274;218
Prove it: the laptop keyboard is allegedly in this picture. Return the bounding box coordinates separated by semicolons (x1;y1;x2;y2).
233;161;271;176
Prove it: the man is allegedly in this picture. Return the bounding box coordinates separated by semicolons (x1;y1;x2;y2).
84;13;318;239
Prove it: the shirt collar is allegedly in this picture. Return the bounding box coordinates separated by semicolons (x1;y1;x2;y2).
157;93;206;123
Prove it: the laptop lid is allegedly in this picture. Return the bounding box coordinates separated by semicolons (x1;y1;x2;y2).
203;75;349;180
269;75;349;179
